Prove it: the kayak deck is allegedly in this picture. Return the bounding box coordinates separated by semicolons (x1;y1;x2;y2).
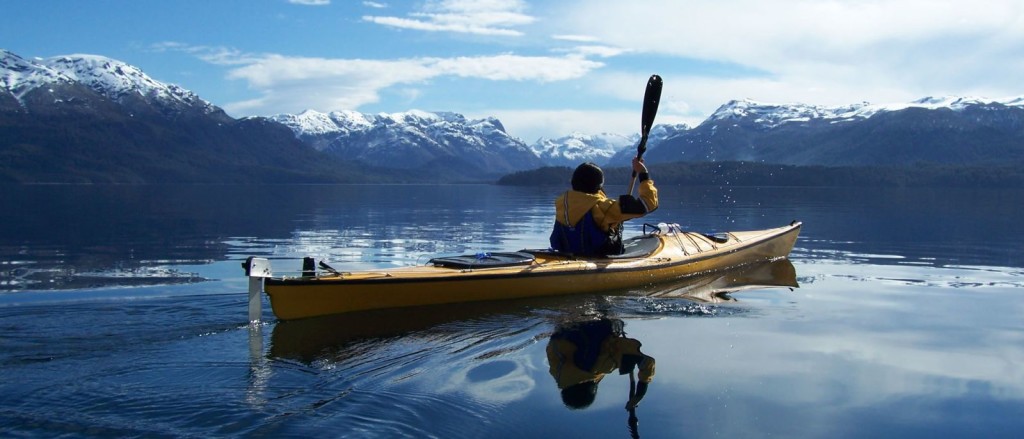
252;221;801;320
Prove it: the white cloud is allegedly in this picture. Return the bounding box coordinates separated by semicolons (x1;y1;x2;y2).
210;51;602;116
555;45;628;58
551;34;599;43
362;1;386;8
362;15;524;36
551;0;1024;108
288;0;330;5
560;0;1023;64
432;54;603;81
150;42;262;66
363;0;534;36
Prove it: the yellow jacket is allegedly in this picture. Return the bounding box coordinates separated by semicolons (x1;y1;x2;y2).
547;335;656;390
554;179;658;232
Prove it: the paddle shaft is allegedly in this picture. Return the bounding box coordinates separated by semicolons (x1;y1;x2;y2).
628;370;640;438
627;74;663;196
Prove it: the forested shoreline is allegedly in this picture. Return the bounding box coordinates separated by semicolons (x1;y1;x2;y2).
496;162;1024;188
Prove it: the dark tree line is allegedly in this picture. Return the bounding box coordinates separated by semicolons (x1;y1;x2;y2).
496;161;1024;188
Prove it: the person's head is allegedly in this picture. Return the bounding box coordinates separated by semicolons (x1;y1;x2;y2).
572;162;604;194
560;381;599;409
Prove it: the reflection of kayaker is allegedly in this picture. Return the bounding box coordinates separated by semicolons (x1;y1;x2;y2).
546;318;655;410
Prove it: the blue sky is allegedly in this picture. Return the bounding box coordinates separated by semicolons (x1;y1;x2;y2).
3;0;1022;142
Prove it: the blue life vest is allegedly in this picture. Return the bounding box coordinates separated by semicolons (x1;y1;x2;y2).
550;211;609;256
549;192;622;256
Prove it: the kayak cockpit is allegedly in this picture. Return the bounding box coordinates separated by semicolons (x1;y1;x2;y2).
522;233;663;260
429;252;536;269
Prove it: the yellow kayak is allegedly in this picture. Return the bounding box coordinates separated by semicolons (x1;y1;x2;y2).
251;221;801;320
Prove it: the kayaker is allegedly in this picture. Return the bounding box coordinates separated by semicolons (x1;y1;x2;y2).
546;318;656;410
550;157;659;256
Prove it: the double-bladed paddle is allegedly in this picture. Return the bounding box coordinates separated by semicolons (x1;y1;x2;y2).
627;74;663;196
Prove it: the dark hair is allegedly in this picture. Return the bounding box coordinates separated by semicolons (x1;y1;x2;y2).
561;381;599;409
571;162;604;193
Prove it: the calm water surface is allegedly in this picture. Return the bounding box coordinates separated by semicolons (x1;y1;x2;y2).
1;184;1022;438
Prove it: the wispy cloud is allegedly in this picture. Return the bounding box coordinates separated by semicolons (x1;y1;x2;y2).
167;44;604;115
363;0;534;36
362;1;387;8
288;0;330;5
555;45;628;58
149;42;262;66
551;34;599;43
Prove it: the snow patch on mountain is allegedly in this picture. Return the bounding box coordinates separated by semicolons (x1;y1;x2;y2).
272;108;524;148
1;49;217;113
270;109;368;137
710;96;1024;129
530;132;635;167
1;50;71;99
269;107;541;171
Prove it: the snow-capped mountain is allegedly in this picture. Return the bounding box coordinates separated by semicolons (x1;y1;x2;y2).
0;49;349;184
43;54;220;114
529;132;635;167
270;109;374;140
272;107;690;171
706;96;1024;130
1;50;70;98
270;109;544;176
642;96;1024;166
538;123;692;168
1;49;220;116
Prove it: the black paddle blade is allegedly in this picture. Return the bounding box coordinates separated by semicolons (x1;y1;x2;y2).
638;74;663;158
641;75;663;135
629;74;664;193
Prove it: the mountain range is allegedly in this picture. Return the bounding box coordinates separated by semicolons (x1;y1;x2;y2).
611;97;1024;167
269;109;545;178
2;48;1023;184
1;49;366;183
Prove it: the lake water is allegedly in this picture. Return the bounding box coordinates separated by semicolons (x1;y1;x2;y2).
1;184;1022;438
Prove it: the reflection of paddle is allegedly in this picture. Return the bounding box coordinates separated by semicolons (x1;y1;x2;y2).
628;370;640;438
627;74;663;196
